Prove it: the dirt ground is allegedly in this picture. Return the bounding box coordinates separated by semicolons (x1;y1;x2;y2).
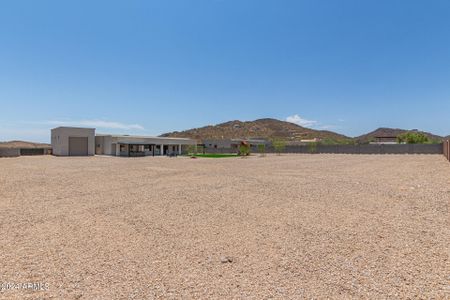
0;154;449;299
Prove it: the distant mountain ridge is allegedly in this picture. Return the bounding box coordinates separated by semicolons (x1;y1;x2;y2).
1;122;446;147
356;127;444;143
161;119;447;143
161;118;352;142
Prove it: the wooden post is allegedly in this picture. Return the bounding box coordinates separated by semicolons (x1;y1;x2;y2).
445;141;448;161
447;140;450;161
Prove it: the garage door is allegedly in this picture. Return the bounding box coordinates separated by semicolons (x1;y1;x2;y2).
69;137;88;156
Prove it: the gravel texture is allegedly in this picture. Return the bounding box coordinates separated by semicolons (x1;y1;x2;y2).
0;154;449;299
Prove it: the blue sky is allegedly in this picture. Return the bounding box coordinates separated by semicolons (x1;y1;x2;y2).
1;0;450;142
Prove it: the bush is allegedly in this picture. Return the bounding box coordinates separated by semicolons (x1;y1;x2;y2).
238;143;250;156
187;145;197;155
397;132;429;144
308;142;318;154
272;139;286;155
257;144;266;157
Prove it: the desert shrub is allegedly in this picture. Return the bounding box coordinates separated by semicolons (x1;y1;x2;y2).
319;138;337;145
239;143;250;156
308;142;318;154
428;139;442;144
257;144;266;157
320;138;355;145
187;145;197;155
272;139;286;155
397;132;429;144
198;145;205;154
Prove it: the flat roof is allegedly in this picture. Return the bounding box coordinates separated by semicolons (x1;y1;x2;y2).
96;133;194;141
117;141;156;145
52;126;96;130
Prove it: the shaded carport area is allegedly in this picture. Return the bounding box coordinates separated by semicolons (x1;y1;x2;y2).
102;134;196;157
118;142;157;157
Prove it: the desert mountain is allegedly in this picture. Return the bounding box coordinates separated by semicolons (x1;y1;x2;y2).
161;118;352;143
356;128;444;143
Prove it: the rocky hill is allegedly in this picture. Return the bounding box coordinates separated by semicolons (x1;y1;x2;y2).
356;128;444;143
161;118;352;143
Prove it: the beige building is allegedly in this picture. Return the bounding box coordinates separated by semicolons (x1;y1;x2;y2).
51;127;196;157
51;127;96;156
95;134;195;157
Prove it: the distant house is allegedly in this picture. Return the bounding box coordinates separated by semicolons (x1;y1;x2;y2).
285;138;321;146
203;138;269;149
300;138;321;143
203;139;233;149
370;135;398;144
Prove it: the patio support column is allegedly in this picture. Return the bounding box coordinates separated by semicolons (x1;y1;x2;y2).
160;144;164;156
178;144;182;155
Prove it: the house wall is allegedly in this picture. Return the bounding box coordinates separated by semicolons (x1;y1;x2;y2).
95;136;104;155
97;135;195;156
105;136;113;155
94;136;115;155
53;129;195;157
203;140;232;149
51;127;95;156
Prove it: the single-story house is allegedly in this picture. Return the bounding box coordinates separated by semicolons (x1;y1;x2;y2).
51;127;196;157
370;135;399;144
95;134;196;157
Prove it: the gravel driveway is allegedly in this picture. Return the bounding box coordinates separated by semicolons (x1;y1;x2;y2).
0;154;449;299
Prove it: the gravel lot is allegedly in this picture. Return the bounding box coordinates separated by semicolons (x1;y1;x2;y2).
0;154;449;299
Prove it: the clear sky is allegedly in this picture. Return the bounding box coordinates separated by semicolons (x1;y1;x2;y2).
1;0;450;142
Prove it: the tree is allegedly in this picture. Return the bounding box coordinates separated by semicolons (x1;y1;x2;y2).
272;139;286;155
238;142;251;156
187;144;198;156
257;144;266;157
397;132;429;144
308;142;318;154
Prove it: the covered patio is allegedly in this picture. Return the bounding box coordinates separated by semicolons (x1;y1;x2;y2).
117;142;183;157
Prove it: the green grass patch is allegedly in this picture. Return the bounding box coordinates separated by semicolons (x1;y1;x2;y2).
190;153;238;158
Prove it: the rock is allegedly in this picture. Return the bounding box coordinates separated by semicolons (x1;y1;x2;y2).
220;256;233;263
